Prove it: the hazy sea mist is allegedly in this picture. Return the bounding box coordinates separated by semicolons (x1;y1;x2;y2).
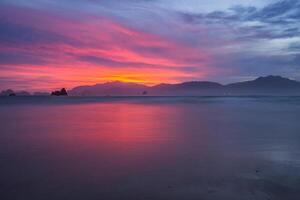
0;96;300;200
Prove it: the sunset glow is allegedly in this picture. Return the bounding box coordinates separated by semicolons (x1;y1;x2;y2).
1;0;300;91
1;1;300;200
0;4;211;91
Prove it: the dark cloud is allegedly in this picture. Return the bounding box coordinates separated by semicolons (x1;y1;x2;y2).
180;0;300;42
212;52;300;79
203;21;300;83
289;42;300;51
0;20;80;46
251;0;299;20
0;52;46;65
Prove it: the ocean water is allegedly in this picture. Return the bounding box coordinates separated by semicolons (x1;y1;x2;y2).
0;96;300;200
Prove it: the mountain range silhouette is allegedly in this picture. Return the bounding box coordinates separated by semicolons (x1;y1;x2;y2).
1;75;300;96
70;75;300;96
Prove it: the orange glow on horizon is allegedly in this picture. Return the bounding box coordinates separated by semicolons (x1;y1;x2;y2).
0;7;214;92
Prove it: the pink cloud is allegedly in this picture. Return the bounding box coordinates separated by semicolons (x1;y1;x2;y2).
0;5;217;91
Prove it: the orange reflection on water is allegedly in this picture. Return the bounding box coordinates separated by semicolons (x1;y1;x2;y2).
13;102;185;178
1;100;222;185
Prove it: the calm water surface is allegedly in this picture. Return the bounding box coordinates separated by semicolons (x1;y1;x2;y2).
0;96;300;200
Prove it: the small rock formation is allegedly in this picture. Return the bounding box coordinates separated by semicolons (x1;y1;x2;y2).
51;88;68;96
0;89;16;96
142;91;147;95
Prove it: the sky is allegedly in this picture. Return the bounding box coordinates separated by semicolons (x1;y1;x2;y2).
0;0;300;91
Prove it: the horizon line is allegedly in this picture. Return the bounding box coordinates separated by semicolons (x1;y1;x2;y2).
0;75;298;93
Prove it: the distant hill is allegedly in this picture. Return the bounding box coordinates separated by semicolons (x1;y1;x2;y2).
0;89;30;96
150;81;223;96
68;75;300;96
153;81;222;90
227;75;300;89
70;81;148;96
225;75;300;95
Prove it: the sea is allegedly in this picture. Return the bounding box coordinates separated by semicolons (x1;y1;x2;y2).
0;96;300;200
